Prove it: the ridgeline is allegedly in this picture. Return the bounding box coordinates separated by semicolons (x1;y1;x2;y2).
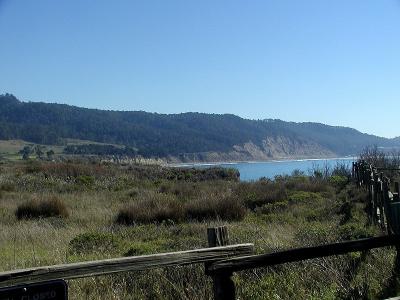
0;94;398;162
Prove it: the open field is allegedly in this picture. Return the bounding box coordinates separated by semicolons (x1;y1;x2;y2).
0;139;135;162
0;159;397;299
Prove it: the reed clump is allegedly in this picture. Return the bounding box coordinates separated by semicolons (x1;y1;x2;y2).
15;196;69;219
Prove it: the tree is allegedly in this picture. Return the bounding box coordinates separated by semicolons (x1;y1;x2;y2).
19;146;32;160
46;149;55;160
33;145;45;159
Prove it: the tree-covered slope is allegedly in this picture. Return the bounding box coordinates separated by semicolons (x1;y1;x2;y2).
0;94;397;158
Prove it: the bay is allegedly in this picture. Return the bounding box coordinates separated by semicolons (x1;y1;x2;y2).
177;158;355;181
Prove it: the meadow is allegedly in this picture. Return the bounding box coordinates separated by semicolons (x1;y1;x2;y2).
0;159;397;299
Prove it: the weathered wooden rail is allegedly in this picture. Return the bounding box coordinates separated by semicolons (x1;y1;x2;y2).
208;235;400;274
0;243;253;287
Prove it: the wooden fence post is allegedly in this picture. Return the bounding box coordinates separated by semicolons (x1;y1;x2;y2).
394;182;400;203
367;168;374;224
207;226;236;300
373;172;379;224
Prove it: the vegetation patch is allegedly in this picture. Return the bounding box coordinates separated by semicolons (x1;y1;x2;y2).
339;222;376;240
76;175;95;186
69;232;124;255
185;196;246;221
288;191;324;204
0;182;15;192
255;200;289;215
116;195;184;225
15;196;69;219
235;181;288;209
124;240;170;256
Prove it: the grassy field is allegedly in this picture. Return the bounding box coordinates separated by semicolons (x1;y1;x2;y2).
0;159;397;299
0;139;132;162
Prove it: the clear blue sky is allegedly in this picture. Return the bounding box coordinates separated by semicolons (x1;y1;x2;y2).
1;0;400;137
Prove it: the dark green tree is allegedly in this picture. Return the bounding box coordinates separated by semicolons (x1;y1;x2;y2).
19;146;32;160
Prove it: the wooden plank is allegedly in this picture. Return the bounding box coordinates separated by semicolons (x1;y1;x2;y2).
208;235;400;274
0;243;253;287
207;226;236;300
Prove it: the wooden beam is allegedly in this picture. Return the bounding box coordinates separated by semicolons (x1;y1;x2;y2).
208;235;400;274
0;243;253;287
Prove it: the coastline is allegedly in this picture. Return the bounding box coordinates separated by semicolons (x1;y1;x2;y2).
167;156;357;168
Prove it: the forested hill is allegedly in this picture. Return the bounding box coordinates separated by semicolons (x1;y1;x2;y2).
0;94;398;161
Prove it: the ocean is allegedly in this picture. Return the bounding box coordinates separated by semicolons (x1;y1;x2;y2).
176;158;355;181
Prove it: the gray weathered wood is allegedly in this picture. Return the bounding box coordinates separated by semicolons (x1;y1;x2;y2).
0;243;253;287
208;235;400;274
207;226;236;300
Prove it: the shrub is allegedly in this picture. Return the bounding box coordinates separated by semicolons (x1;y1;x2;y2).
23;160;42;173
329;175;348;190
15;196;69;219
256;200;289;214
116;195;184;225
76;175;95;186
185;196;246;221
339;222;376;240
288;191;323;204
0;182;15;192
295;222;339;246
124;240;167;256
235;181;287;210
69;232;123;255
33;161;111;178
158;181;198;199
285;176;331;193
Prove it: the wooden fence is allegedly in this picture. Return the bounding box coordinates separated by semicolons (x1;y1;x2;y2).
2;164;400;299
352;160;400;233
200;162;400;299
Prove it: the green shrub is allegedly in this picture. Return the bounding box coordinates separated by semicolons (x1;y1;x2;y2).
76;175;95;186
295;222;339;246
69;232;123;255
116;195;184;225
256;200;289;214
288;191;323;203
329;175;348;190
124;240;167;256
339;222;376;240
285;176;331;193
15;196;69;219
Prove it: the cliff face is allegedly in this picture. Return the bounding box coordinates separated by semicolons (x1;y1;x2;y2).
168;136;336;163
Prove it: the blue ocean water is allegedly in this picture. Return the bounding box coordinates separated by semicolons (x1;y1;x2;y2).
177;158;355;181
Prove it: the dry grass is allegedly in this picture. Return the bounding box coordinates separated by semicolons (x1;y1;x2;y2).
0;160;396;299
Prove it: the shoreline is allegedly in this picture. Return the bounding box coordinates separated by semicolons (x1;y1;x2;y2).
168;156;357;168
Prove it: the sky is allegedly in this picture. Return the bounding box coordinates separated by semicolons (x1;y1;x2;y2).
0;0;400;138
